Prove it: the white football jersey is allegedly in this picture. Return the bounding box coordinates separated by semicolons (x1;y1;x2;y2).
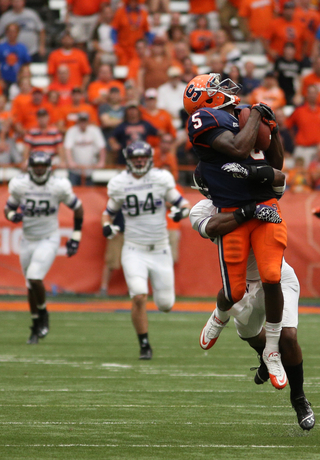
107;168;177;245
7;173;79;240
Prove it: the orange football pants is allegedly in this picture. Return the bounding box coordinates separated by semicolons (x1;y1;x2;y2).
218;198;287;303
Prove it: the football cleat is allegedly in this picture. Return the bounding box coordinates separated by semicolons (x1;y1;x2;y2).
199;309;230;350
26;326;39;344
221;162;249;179
38;310;49;338
254;204;282;223
139;347;153;360
291;396;315;431
250;355;270;385
262;350;287;389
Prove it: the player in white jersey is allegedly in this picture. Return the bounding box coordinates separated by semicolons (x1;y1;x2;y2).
189;173;315;431
102;141;190;360
4;152;84;345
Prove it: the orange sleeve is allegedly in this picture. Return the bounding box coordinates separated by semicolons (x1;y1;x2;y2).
111;8;122;30
87;82;97;103
89;105;99;125
78;50;92;75
47;51;58;76
238;0;249;18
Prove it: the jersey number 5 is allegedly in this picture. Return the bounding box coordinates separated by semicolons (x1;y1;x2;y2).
192;112;202;129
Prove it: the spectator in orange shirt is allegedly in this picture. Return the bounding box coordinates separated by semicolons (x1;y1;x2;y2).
140;87;176;147
307;147;320;189
189;15;215;54
13;87;53;137
249;71;286;110
262;2;308;62
47;64;73;106
87;64;125;106
294;0;320;64
127;38;149;86
286;85;320;167
46;89;64;125
23;107;64;166
0;94;11;138
57;86;99;133
189;0;216;15
137;36;172;95
47;30;92;91
286;156;312;193
238;0;275;41
111;0;151;66
66;0;106;48
154;133;181;263
299;55;320;101
206;29;241;73
153;132;178;180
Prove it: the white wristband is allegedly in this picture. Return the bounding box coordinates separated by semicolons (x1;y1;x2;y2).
198;216;211;238
71;230;82;241
7;211;16;221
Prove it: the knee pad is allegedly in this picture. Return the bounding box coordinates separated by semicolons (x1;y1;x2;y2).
154;290;175;312
260;265;281;284
230;282;247;304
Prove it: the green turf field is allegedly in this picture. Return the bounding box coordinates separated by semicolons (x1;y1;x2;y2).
0;310;319;460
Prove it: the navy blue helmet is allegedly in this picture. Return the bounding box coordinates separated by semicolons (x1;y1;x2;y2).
28;151;52;184
123;141;153;175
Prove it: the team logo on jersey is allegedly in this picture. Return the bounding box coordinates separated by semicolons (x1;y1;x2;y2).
185;84;202;102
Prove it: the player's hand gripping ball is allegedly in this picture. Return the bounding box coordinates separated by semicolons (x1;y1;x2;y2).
238;107;271;151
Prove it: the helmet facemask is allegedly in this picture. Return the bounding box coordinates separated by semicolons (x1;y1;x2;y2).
123;142;153;176
205;74;242;110
28;152;52;184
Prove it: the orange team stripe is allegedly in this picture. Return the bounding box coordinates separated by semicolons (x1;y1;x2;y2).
0;300;318;313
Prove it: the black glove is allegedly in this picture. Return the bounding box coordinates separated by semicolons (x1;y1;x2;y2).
66;239;80;257
102;224;121;239
168;206;190;222
222;163;274;184
7;211;23;223
312;207;320;218
233;202;256;224
251;103;275;121
11;212;23;223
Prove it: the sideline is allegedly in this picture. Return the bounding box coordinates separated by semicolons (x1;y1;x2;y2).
0;301;319;314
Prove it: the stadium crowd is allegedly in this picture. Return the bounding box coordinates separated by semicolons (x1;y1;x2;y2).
0;0;320;191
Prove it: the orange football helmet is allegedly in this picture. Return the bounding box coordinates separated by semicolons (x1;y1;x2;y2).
183;73;241;115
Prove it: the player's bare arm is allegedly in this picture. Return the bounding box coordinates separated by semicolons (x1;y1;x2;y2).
210;109;262;159
265;131;284;170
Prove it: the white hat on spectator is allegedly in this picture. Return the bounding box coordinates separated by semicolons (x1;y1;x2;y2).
145;88;158;99
167;66;182;78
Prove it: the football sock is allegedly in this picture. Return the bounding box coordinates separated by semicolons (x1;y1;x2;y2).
264;321;282;354
138;333;150;349
284;361;304;401
215;304;230;323
31;315;39;329
38;303;47;311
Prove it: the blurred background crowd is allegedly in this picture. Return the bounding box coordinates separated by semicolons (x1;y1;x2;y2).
0;0;320;193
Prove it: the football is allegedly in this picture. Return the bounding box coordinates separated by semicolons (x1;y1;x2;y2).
238;107;271;151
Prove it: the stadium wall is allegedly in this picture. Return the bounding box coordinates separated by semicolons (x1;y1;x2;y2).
0;186;320;298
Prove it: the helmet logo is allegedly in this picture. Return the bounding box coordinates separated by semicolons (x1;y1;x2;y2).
185;84;202;102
